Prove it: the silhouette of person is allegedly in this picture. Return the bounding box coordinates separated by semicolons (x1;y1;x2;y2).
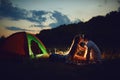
83;35;102;64
66;34;86;63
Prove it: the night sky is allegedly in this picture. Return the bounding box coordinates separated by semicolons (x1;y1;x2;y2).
0;0;120;37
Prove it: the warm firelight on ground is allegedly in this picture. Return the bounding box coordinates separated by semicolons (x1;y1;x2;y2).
49;48;120;62
101;52;120;60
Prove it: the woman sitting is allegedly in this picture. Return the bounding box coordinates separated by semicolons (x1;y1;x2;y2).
66;34;88;64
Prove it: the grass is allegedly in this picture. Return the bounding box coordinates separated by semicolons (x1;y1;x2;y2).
0;56;120;80
1;48;120;80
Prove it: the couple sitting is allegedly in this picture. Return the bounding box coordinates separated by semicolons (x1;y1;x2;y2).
67;34;102;64
49;34;102;64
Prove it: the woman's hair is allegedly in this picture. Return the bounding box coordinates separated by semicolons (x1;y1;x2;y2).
74;35;81;44
79;42;85;47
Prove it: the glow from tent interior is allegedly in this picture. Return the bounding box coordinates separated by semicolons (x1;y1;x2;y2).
27;33;48;58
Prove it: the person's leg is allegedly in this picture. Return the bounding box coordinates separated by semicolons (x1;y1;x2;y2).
94;52;102;64
86;52;90;64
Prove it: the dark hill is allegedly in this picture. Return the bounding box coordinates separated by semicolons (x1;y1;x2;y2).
36;11;120;53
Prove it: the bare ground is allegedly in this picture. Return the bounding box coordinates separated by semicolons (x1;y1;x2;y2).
0;58;120;80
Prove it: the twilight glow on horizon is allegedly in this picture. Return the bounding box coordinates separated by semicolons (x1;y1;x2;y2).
0;0;120;37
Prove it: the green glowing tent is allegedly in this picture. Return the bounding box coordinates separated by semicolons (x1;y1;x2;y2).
0;32;49;59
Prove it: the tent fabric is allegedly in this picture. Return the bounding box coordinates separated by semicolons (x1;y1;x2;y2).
0;32;49;59
1;32;28;56
26;33;49;58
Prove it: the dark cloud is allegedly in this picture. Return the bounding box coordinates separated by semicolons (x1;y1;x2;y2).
6;26;29;31
0;0;45;22
0;0;72;28
30;24;46;27
28;11;72;28
117;0;120;3
26;10;47;23
49;11;71;28
117;0;120;11
0;0;27;20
